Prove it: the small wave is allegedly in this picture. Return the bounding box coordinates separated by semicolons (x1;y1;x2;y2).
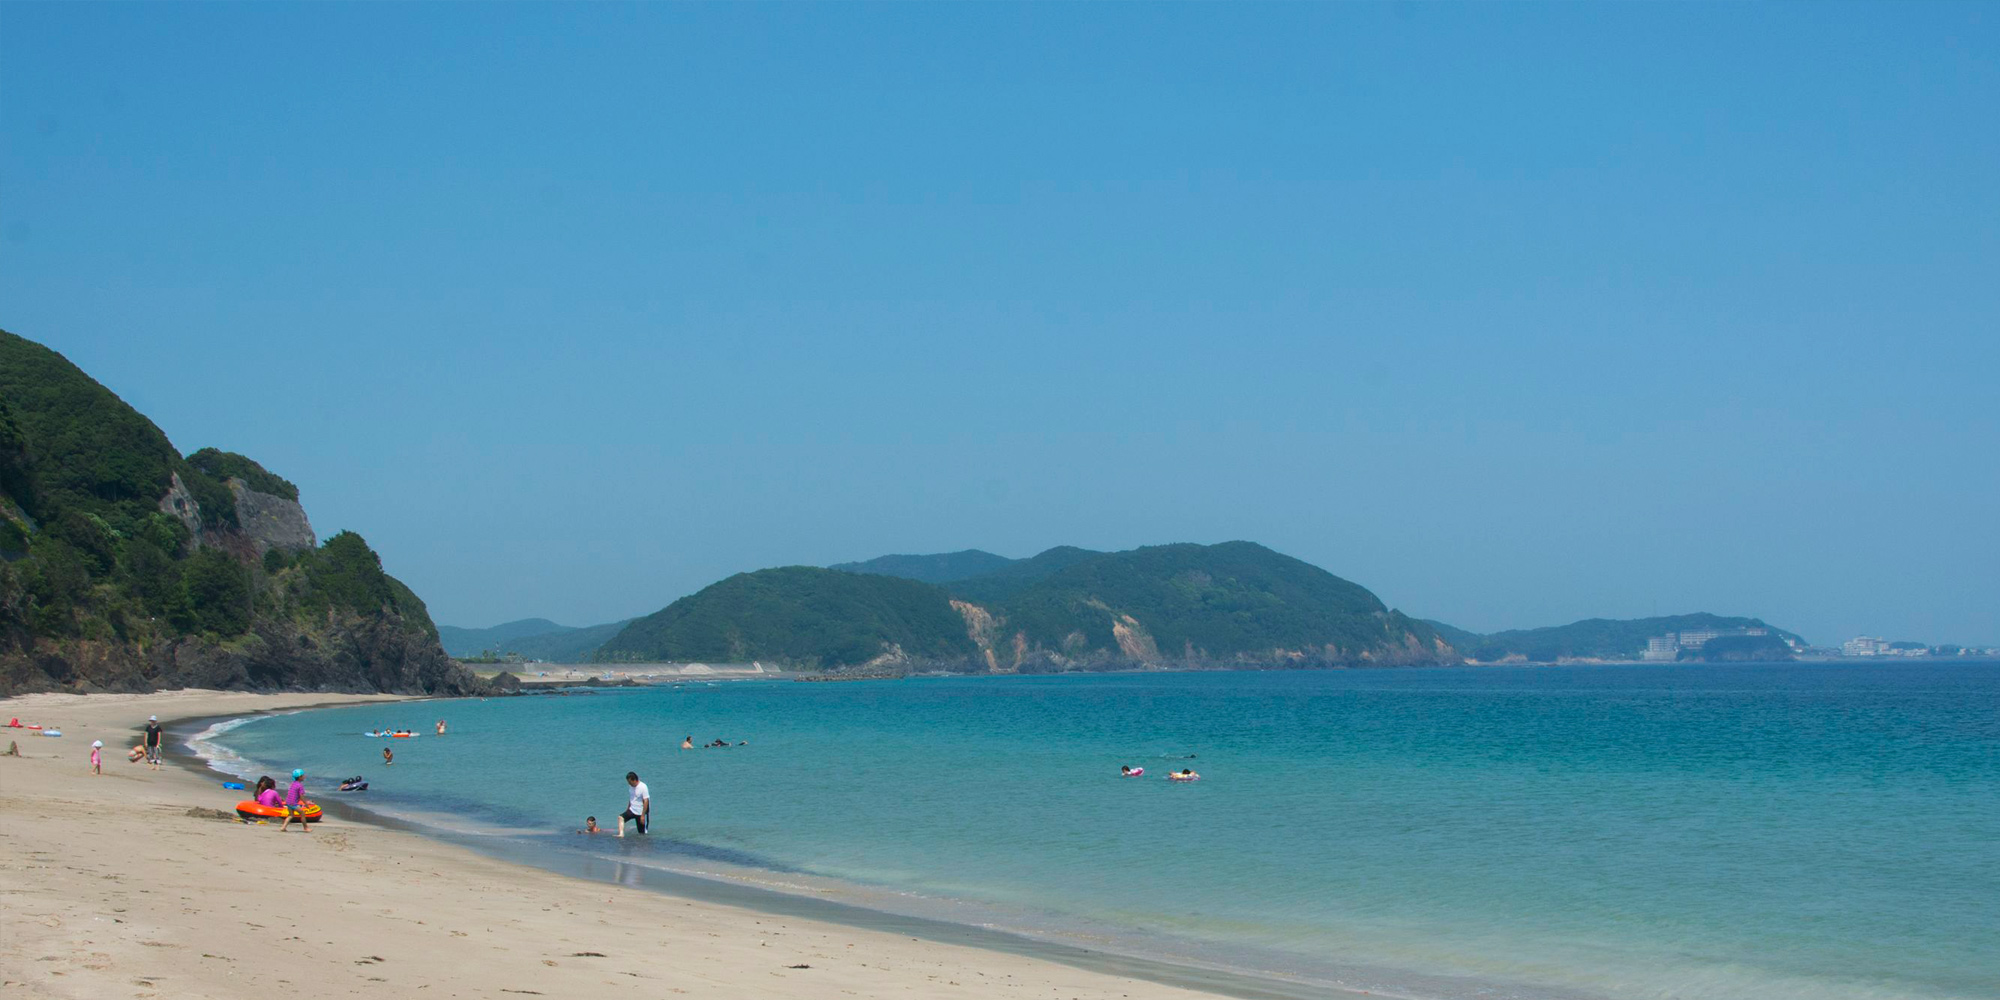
187;716;260;778
186;711;307;779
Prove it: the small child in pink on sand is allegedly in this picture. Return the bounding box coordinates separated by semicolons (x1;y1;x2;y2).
90;740;102;775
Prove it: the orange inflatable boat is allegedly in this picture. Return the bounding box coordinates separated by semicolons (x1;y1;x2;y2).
234;800;322;823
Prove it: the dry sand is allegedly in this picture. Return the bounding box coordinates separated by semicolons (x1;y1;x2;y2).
0;690;1248;1000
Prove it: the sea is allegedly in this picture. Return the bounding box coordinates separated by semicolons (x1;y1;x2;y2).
193;662;2000;1000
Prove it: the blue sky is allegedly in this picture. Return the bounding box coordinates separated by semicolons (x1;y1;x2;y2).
3;3;1995;644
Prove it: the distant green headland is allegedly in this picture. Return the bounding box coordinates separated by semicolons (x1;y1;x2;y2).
1425;613;1805;664
593;541;1450;672
457;545;1817;673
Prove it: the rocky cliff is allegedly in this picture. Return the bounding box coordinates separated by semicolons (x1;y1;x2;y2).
0;328;488;698
4;607;485;696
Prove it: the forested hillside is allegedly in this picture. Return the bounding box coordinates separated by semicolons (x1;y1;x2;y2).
595;567;977;668
0;329;485;696
1438;613;1804;662
600;542;1451;672
829;550;1017;585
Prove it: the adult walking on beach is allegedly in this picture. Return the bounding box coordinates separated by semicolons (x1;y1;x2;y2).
143;715;163;769
618;771;649;837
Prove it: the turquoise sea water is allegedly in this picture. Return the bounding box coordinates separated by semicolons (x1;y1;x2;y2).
201;663;1999;1000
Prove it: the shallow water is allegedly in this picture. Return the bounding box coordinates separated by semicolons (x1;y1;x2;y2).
203;663;2000;1000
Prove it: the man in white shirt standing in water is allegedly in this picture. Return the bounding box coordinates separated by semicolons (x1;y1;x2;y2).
618;771;649;837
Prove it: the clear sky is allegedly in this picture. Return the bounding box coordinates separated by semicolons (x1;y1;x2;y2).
3;3;1995;645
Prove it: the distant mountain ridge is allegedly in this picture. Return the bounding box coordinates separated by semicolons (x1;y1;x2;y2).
829;550;1018;585
438;618;571;655
595;541;1451;671
1430;613;1805;662
945;545;1104;603
438;617;635;662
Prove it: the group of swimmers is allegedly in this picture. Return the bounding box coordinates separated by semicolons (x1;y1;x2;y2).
370;720;448;766
369;720;446;738
681;735;747;749
1121;764;1201;781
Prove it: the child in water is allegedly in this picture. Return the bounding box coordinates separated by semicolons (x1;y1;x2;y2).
382;745;394;766
578;816;600;834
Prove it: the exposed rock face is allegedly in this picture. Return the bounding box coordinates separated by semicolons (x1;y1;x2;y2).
228;479;316;555
1110;614;1162;664
863;643;911;671
158;471;203;538
951;599;1005;672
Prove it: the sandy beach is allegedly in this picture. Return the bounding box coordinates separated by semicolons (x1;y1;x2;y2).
0;690;1248;1000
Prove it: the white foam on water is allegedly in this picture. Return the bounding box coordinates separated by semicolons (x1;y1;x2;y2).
187;716;260;777
186;711;310;779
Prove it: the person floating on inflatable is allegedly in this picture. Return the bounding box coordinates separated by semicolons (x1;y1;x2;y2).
1120;765;1145;777
1168;769;1200;782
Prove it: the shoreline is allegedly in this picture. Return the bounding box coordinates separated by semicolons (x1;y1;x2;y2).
0;690;1356;1000
164;702;1373;1000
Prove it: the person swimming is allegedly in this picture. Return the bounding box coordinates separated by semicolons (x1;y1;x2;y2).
578;816;600;834
1120;765;1145;777
1170;768;1200;781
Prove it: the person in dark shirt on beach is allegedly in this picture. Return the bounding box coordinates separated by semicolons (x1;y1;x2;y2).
143;715;163;769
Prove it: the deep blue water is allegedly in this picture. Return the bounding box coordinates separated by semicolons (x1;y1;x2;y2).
201;663;2000;1000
